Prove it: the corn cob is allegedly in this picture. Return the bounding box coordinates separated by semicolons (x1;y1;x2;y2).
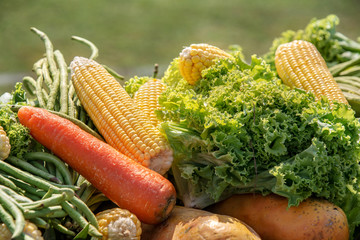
134;78;166;128
70;57;173;175
275;40;348;105
0;125;10;161
0;221;44;240
179;43;232;85
96;207;142;240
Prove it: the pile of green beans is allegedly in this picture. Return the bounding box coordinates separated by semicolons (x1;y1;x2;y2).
22;28;94;127
0;151;106;239
22;27;125;140
330;57;360;116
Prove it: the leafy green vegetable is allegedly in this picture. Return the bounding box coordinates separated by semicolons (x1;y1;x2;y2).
0;83;41;158
263;14;360;70
159;52;360;235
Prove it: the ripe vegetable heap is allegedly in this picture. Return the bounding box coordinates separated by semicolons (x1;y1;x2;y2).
0;14;360;240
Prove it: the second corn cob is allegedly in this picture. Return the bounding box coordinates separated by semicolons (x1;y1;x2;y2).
70;57;173;175
275;40;348;105
134;78;166;128
179;43;232;85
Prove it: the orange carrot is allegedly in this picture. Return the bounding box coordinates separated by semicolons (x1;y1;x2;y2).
17;106;176;224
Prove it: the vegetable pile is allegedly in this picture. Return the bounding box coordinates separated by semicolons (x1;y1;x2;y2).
0;14;360;239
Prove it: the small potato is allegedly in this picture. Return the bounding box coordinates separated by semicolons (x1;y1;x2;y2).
142;206;261;240
206;193;349;240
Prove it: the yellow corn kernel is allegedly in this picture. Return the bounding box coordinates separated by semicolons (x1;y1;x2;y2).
275;40;348;105
0;125;10;161
70;57;173;175
96;207;142;240
179;43;232;85
134;79;166;128
0;221;44;240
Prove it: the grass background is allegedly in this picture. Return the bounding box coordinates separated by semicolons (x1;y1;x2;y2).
1;0;359;93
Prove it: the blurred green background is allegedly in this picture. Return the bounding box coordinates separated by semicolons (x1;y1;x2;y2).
1;0;360;93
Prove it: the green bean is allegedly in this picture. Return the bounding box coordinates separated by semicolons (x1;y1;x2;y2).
71;35;99;60
50;218;76;236
0;203;16;233
0;189;25;238
0;205;32;240
6;175;47;198
68;94;76;118
25;193;42;201
21;192;72;210
33;58;50;104
329;57;360;76
75;182;89;198
68;82;76;98
55;168;65;184
0;185;31;204
46;73;61;110
70;196;99;229
24;152;73;186
29;217;49;229
61;201;102;238
46;161;56;176
23;206;66;219
0;172;20;190
41;187;54;200
79;105;87;123
33;59;47;108
67;83;77;118
54;49;69;114
30;28;58;80
29;160;49;173
22;76;37;97
47;182;79;191
5;156;61;184
0;160;74;196
41;58;53;88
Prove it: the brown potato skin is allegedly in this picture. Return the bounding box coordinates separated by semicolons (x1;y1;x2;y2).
141;206;261;240
206;193;349;240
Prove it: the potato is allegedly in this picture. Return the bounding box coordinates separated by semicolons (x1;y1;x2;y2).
206;193;349;240
142;205;261;240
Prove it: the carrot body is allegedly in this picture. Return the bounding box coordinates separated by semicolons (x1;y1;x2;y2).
17;106;176;224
